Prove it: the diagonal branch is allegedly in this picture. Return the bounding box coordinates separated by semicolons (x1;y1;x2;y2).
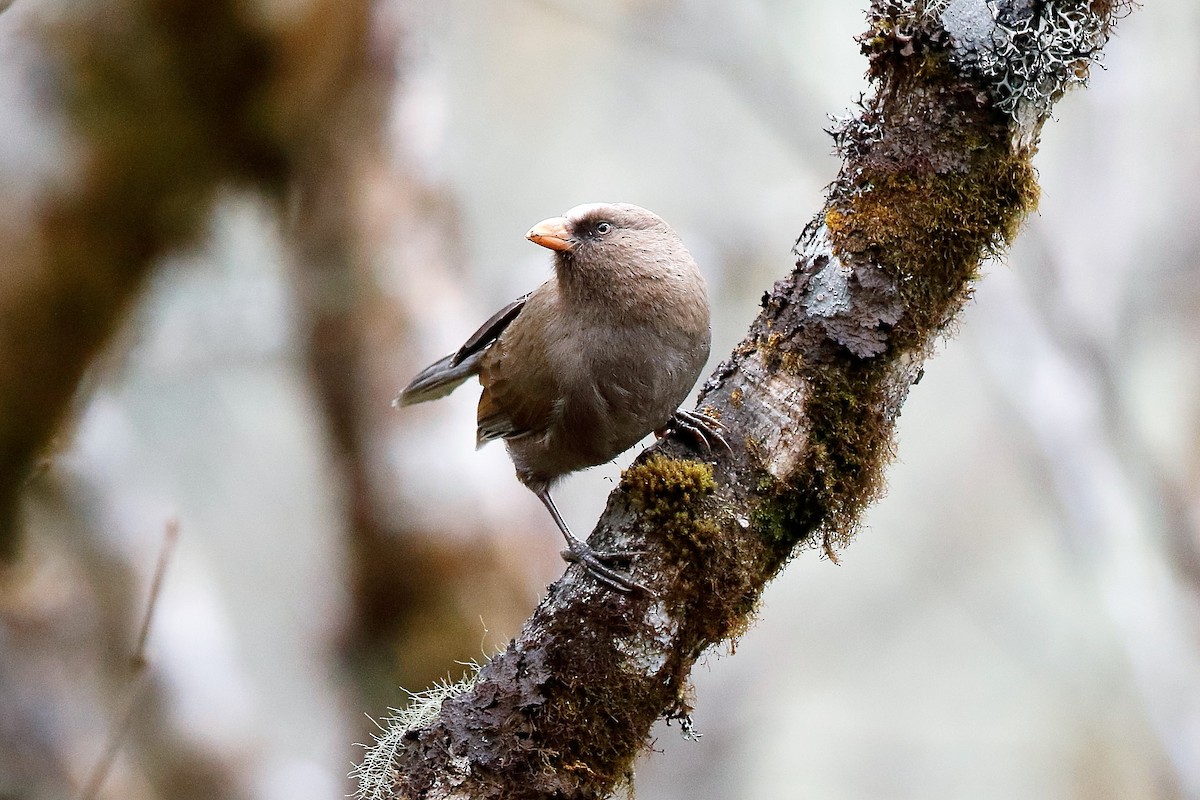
362;2;1134;798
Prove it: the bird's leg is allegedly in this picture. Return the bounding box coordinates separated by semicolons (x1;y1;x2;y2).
662;409;731;456
533;486;647;594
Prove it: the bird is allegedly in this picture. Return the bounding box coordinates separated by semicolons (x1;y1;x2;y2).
396;202;724;592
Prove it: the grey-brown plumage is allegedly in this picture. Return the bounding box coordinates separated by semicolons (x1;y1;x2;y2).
398;202;722;592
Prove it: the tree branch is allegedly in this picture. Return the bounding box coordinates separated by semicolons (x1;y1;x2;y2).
362;2;1134;798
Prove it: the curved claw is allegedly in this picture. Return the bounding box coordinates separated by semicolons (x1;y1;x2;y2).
561;540;648;594
535;484;648;594
666;409;731;456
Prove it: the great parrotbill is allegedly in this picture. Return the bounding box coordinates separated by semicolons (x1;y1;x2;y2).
397;202;723;592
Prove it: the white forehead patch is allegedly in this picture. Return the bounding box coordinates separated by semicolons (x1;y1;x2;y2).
563;202;618;222
562;202;656;225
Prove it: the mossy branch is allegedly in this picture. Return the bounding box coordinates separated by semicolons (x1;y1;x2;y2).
365;1;1134;798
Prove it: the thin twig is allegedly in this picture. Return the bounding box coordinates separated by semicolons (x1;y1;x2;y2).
78;672;152;800
131;517;179;669
79;518;180;800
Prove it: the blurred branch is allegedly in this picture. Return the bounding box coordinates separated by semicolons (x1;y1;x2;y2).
974;232;1200;796
283;9;535;710
130;519;178;669
1022;224;1200;587
0;0;374;556
362;2;1134;798
1018;223;1200;588
2;479;243;799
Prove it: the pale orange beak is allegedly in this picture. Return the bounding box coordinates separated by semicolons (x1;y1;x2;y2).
526;217;575;252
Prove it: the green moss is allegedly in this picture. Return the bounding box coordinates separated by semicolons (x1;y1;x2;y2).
620;453;761;647
622;455;725;608
751;360;891;565
474;456;727;795
759;81;1042;564
750;500;795;554
830;151;1038;345
792;151;1038;558
621;454;715;532
827;34;1042;350
777;44;1042;566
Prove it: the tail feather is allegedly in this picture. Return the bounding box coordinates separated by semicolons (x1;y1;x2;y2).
395;350;484;406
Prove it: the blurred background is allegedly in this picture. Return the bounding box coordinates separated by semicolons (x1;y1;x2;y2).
1;0;1198;798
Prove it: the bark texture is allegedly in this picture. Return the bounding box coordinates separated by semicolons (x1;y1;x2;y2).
361;1;1132;798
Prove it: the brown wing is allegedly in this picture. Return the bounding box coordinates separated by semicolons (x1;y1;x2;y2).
474;291;559;448
397;293;529;407
452;293;530;367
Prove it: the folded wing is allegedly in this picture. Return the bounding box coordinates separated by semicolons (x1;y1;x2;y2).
395;293;530;406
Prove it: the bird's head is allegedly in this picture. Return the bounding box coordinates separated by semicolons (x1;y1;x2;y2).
525;202;703;311
526;202;683;271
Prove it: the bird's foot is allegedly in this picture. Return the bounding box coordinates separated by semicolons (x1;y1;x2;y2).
560;537;648;594
663;409;731;456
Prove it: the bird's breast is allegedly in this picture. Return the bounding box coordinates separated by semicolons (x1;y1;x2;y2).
546;319;707;451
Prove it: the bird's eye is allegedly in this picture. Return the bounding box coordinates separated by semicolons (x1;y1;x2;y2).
595;221;613;235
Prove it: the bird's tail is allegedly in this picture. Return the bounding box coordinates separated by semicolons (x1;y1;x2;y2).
394;350;484;406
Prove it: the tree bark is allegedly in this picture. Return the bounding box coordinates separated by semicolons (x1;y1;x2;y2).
359;2;1133;798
